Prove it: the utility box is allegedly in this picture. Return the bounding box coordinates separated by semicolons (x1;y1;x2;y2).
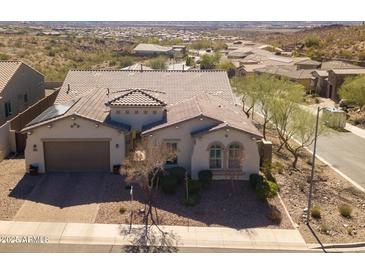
322;107;346;129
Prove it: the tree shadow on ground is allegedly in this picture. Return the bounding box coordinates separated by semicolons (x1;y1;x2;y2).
9;173;282;229
120;225;179;253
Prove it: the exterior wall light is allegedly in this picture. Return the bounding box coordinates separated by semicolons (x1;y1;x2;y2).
71;117;76;121
95;124;99;128
47;124;52;128
27;131;32;135
33;144;37;152
116;144;119;148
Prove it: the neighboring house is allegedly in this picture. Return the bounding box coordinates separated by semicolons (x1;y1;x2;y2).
311;61;362;99
326;69;365;101
0;61;45;125
133;43;174;57
254;65;314;91
22;70;262;180
311;70;329;97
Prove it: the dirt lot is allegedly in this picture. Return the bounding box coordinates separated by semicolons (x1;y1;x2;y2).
257;121;365;244
95;179;292;229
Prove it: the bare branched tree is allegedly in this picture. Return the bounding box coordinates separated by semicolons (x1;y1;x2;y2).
121;137;178;251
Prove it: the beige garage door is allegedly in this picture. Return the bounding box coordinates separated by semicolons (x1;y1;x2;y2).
44;140;110;172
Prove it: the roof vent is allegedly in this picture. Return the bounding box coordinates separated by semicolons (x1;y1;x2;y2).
107;88;110;96
67;84;70;94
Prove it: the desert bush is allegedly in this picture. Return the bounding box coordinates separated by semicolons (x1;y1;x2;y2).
160;175;178;194
168;166;186;184
148;56;167;69
198;170;213;188
310;205;321;219
271;161;284;174
0;52;10;60
339;204;353;218
347;226;355;236
305;35;320;48
320;223;331;235
119;206;127;214
249;173;264;189
255;180;279;200
187;180;202;194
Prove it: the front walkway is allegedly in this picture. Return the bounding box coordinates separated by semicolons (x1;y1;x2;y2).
0;220;307;251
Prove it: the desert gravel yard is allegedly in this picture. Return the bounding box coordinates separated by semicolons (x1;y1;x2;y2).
95;178;293;229
0;157;28;220
1;158;291;229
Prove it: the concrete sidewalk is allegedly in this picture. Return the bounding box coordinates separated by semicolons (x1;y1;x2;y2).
0;221;308;252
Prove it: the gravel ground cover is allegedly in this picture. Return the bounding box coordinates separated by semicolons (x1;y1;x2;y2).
95;176;292;230
0;158;31;220
255;120;365;244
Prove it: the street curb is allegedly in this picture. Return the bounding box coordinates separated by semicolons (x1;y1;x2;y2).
302;146;365;193
310;241;365;249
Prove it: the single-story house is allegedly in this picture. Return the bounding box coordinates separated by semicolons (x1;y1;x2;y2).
133;43;174;57
0;61;45;125
254;65;314;91
22;70;263;180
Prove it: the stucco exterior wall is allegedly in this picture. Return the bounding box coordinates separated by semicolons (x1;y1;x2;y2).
0;121;11;160
147;117;217;172
110;106;164;131
191;128;260;180
24;116;125;173
0;64;44;125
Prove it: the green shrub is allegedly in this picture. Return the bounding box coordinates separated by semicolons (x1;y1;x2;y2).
310;205;321;219
160;175;178;194
181;192;201;206
255;180;278;200
249;173;264;189
198;170;213;188
119;206;126;215
187;180;202;194
339;204;352;218
168;166;186;184
0;52;10;61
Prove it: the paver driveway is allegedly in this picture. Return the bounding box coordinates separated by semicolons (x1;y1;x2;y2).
13;173;121;223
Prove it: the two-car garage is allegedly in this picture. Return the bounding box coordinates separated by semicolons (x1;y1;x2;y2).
43;140;110;172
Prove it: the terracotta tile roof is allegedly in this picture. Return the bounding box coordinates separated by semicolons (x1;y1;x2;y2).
106;89;166;106
254;65;314;80
0;61;22;93
24;70;236;132
142;93;262;138
321;61;362;70
56;70;235;105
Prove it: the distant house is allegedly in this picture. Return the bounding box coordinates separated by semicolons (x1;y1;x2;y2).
133;43;174;57
311;61;363;100
254;65;314;91
0;61;44;125
22;70;262;180
172;45;187;55
327;69;365;101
